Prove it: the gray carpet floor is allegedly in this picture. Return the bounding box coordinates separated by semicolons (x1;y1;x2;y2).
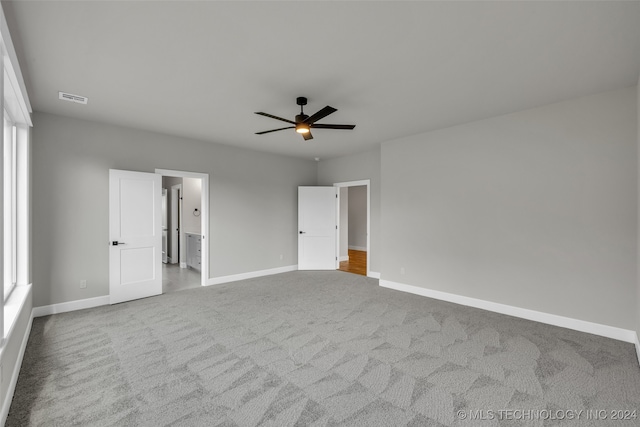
6;271;640;426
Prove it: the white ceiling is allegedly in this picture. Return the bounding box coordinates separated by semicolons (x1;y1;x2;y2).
4;1;640;160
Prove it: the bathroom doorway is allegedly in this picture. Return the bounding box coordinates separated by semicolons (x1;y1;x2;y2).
157;168;209;292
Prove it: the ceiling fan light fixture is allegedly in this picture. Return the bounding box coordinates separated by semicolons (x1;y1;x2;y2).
295;123;310;134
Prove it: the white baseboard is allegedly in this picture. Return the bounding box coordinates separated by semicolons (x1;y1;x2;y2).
635;332;640;368
32;295;110;318
339;256;349;262
207;265;298;286
1;299;33;426
348;245;367;251
31;265;297;315
380;279;637;344
368;271;381;279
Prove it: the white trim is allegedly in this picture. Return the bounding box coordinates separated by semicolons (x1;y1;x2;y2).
169;183;182;266
0;303;32;427
2;284;29;344
27;265;353;316
635;332;640;368
15;125;28;287
380;279;637;343
339;255;349;262
368;271;381;279
334;180;370;187
0;7;32;126
155;169;209;288
334;180;371;277
348;245;367;251
335;187;341;270
32;295;109;318
207;265;297;286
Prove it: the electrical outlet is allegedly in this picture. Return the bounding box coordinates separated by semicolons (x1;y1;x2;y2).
80;280;87;289
400;267;405;275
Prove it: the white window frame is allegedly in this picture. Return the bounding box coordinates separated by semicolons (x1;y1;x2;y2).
0;2;33;344
3;111;16;301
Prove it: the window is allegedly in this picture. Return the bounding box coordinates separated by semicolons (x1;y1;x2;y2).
3;111;16;301
1;4;33;340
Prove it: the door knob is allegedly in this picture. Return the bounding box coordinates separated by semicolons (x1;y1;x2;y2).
299;231;306;234
112;241;126;245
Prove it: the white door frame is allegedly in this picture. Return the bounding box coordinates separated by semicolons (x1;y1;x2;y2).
156;169;209;287
170;183;182;265
334;179;370;277
162;188;168;263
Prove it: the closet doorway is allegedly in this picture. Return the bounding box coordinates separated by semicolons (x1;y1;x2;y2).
335;180;370;277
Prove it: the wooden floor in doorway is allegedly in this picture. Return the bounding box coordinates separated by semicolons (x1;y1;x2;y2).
338;249;367;276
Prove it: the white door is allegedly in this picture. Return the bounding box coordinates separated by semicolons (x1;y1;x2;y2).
109;169;162;304
298;186;337;270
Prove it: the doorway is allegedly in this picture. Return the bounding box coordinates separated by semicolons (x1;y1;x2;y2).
334;180;370;277
156;168;209;292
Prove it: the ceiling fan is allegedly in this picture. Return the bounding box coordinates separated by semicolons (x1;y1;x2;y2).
255;97;355;141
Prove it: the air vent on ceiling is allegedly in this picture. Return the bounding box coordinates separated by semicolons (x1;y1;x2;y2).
58;91;88;105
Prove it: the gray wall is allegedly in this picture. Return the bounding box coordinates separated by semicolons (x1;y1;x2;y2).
381;87;637;329
182;177;201;234
317;147;381;274
31;112;316;307
348;185;367;250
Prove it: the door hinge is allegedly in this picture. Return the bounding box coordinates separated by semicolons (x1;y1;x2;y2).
336;257;338;261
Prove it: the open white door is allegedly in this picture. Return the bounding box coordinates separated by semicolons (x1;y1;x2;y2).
109;169;162;304
298;186;337;270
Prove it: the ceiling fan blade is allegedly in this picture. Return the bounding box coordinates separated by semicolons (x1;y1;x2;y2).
310;124;356;130
255;112;296;125
303;106;337;124
302;131;314;141
255;126;295;135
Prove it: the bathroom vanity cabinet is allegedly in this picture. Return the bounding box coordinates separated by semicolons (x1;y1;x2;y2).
186;232;201;271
